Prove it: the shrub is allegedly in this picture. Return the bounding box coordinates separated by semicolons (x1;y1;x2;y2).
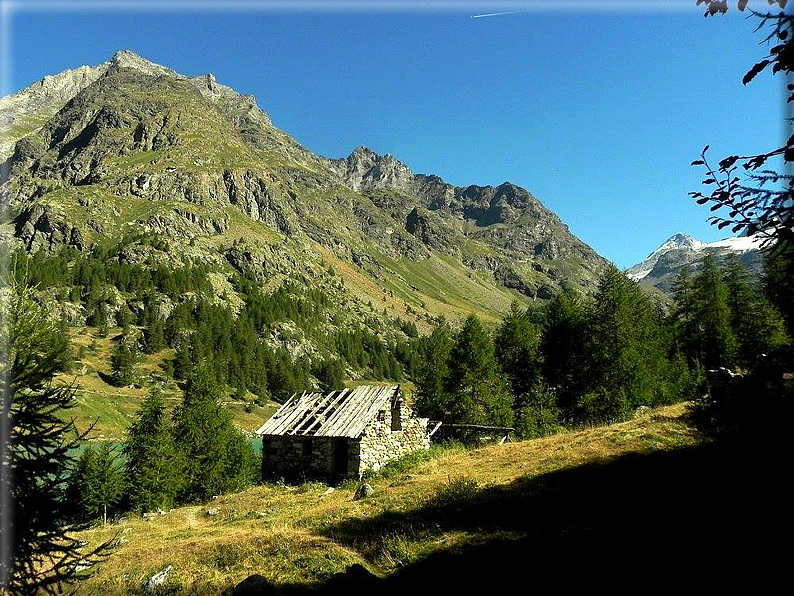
571;387;632;426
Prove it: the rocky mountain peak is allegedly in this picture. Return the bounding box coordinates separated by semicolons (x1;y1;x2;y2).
328;146;416;193
109;50;178;78
1;50;178;160
626;232;765;294
657;233;703;253
349;146;377;160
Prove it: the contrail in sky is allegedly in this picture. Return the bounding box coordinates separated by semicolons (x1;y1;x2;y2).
470;10;527;18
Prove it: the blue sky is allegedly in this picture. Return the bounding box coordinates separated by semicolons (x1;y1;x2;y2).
2;1;785;268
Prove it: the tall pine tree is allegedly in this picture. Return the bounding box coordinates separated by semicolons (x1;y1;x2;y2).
123;387;183;512
540;289;588;419
723;256;788;368
414;318;455;422
494;301;541;401
2;280;109;594
575;267;671;423
445;315;513;427
675;255;737;370
763;247;794;338
67;444;124;526
172;366;257;502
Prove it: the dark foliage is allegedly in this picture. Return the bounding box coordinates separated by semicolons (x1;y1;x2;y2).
1;281;110;594
172;366;258;503
414;316;513;431
66;443;124;525
693;345;794;433
539;268;689;426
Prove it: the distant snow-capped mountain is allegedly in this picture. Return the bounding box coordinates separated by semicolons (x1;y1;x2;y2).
625;233;765;295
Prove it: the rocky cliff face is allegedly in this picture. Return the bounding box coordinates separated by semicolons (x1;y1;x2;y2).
328;148;601;260
2;51;607;320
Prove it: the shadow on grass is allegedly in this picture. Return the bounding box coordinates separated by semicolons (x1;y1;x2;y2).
272;432;789;594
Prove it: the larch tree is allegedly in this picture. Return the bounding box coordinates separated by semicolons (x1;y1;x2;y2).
414;318;455;422
444;315;513;428
123;386;183;512
172;365;257;503
67;443;124;526
722;255;788;368
1;279;109;594
681;255;738;370
583;267;669;412
540;289;588;419
494;300;542;402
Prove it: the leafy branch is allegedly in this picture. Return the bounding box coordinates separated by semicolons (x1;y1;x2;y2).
691;2;794;251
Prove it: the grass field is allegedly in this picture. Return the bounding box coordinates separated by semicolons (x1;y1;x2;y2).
63;402;791;594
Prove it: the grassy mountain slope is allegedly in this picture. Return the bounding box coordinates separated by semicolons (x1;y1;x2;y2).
57;326;278;441
68;403;787;594
2;51;605;326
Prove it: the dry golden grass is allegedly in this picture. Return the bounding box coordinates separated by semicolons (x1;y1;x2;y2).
70;403;701;594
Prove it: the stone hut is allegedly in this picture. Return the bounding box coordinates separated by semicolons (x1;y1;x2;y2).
255;385;430;481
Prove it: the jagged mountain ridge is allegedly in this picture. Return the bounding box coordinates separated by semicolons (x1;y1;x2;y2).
1;51;606;325
326;147;596;260
626;232;765;295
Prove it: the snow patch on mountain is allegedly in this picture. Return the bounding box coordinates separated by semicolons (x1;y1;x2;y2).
626;233;764;282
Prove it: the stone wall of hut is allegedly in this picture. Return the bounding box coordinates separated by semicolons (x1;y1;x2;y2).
261;436;357;481
357;400;430;474
260;396;430;481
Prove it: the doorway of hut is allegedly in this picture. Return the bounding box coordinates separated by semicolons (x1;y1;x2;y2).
333;438;349;477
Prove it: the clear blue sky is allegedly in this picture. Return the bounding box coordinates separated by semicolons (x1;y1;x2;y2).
2;1;785;268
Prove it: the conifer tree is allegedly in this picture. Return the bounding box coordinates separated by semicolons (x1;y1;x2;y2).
676;255;737;370
314;358;345;392
723;255;788;368
172;366;257;502
123;387;183;512
494;301;542;404
671;266;698;358
540;289;588;418
580;267;669;420
445;315;513;427
67;444;124;526
414;318;455;421
495;300;555;434
1;280;108;594
514;379;562;439
110;336;137;387
762;248;794;337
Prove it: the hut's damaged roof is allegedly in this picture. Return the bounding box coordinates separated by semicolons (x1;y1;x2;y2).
255;385;400;438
